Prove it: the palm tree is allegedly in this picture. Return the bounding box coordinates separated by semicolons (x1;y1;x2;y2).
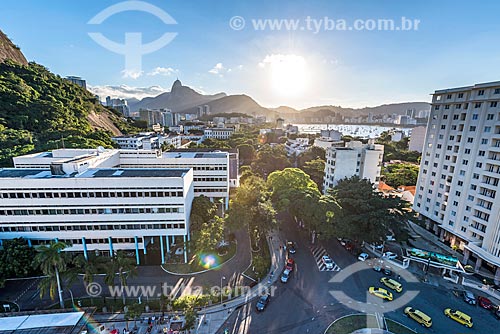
72;253;105;286
104;251;137;305
33;241;69;308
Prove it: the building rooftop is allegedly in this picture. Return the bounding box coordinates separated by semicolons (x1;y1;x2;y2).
0;311;84;334
0;168;190;179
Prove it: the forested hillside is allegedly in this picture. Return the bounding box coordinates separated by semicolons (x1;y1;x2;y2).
0;60;140;166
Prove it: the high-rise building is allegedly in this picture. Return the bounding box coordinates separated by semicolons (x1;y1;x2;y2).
323;140;384;193
65;76;87;89
413;81;500;282
408;126;427;153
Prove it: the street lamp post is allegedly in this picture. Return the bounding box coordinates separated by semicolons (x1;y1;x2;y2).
67;288;75;307
220;276;226;305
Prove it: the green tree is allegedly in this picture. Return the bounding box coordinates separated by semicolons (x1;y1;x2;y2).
0;238;38;287
251;144;291;177
382;163;419;187
33;241;69;308
296;146;325;168
267;168;320;211
72;253;106;286
327;176;410;243
124;303;143;331
193;216;225;253
237;143;255;165
190;195;217;233
301;158;325;189
104;251;137;305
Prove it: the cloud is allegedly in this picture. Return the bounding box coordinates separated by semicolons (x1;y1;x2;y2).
148;67;179;76
208;63;226;75
121;69;144;79
258;54;306;68
88;85;166;101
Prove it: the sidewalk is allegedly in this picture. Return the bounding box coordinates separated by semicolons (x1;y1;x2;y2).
195;230;284;334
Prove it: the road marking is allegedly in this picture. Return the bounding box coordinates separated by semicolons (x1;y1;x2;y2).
310;246;341;272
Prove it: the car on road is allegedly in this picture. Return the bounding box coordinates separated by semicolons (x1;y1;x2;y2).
358;253;369;261
380;277;402;293
382;251;397;260
368;287;393;301
462;290;476;305
256;294;270;311
383;268;393;276
322;255;334;269
285;258;294;271
286;241;296;254
404;307;432;328
444;308;473;328
477;296;495;310
280;269;291;283
373;265;382;272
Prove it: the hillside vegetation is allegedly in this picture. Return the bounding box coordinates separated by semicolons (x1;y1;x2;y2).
0;60;140;166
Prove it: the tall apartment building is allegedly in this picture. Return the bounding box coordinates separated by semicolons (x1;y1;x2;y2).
323;141;384;193
414;81;500;282
65;76;87;89
408;126;427;153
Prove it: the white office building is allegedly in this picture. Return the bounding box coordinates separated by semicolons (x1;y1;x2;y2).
414;81;500;282
285;138;310;157
13;148;231;209
313;137;344;150
408;126;427;153
203;128;234;140
0;167;193;264
323;141;384;193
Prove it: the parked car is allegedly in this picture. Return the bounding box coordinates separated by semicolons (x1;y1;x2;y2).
462;290;476;305
322;255;334;269
285;258;295;271
368;287;393;301
444;308;473;328
286;241;296;254
358;253;369;261
280;269;291;283
382;251;397;260
380;277;403;293
404;307;432;328
477;296;495;310
373;265;382;272
344;241;354;251
256;294;270;311
383;268;393;276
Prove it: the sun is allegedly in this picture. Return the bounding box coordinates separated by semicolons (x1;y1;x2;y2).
263;54;308;97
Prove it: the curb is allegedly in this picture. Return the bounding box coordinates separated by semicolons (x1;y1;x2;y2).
323;313;375;334
160;241;238;276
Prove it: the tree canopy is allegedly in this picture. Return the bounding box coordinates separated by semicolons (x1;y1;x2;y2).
382;163;419;187
0;238;38;287
328;176;410;243
251;144;291;177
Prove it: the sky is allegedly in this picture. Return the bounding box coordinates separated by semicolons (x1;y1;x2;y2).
2;0;500;109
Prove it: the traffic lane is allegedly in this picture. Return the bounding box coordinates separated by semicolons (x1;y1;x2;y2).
385;286;498;334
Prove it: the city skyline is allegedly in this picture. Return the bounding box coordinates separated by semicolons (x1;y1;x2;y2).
2;0;500;109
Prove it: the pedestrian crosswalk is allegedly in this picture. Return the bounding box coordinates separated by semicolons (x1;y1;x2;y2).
311;246;341;272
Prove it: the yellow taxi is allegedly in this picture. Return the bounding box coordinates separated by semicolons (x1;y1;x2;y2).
380;277;403;293
444;308;473;328
404;306;432;328
368;287;393;301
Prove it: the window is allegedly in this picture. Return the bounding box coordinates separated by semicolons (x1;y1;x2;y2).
443;114;448;119
472;114;479;120
476;162;482;168
465;149;471;154
467;137;473;143
469;126;476;131
481;139;488;144
435;105;440;110
458;93;464;98
445;105;450;110
447;94;452;99
491;102;498;108
495;88;500;94
478;89;485;96
453;114;459;120
479;150;485;156
475;103;482;108
455;104;461;109
485;126;491;133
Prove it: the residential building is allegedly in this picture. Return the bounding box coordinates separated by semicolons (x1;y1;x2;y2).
138;109;173;127
65;76;86;89
320;129;343;140
313;137;344;150
409;126;427;153
414;81;500;283
106;97;130;117
323;140;384;193
391;130;404;142
204;127;234;140
0;166;193;264
285;138;310;156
